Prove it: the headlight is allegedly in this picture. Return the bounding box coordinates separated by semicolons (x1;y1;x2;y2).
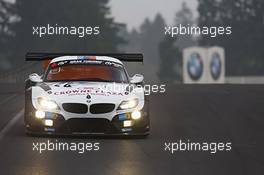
35;110;45;119
131;111;141;120
118;99;138;110
37;97;59;110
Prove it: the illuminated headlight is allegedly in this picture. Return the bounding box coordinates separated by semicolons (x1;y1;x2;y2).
123;120;132;127
38;97;59;110
118;99;138;110
35;110;45;119
44;119;53;127
131;111;141;120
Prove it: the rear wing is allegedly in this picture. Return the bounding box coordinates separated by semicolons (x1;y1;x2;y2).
25;52;143;62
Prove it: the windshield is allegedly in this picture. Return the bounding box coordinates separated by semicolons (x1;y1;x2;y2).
44;61;129;83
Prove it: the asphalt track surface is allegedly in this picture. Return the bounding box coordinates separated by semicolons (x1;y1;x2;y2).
0;83;264;175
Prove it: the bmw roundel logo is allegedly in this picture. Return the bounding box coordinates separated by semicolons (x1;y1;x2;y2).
86;94;91;99
187;53;203;81
86;94;91;103
210;53;222;80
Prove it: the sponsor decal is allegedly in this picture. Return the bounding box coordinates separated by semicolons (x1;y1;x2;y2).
37;83;52;91
50;63;58;68
86;94;92;103
118;113;128;121
52;60;122;68
210;53;222;80
104;61;122;68
187;52;203;81
57;61;68;66
53;88;126;96
77;56;96;60
68;60;102;64
64;83;71;87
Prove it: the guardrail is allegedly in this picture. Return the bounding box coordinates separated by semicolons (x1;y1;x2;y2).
226;76;264;84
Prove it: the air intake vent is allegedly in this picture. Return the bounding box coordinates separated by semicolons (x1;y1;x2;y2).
64;118;111;133
90;103;115;114
62;103;88;114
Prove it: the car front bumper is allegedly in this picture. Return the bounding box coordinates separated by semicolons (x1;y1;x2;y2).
25;110;150;136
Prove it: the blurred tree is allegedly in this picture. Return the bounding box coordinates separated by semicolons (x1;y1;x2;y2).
198;0;264;75
120;28;141;53
157;36;181;82
140;14;166;66
0;0;14;46
6;0;125;68
0;0;16;70
174;2;197;51
158;2;196;82
121;14;166;82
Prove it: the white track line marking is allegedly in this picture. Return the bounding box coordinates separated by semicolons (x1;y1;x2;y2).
0;109;24;141
0;94;17;106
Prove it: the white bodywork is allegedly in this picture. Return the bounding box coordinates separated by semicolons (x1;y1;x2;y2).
31;56;144;121
51;56;123;64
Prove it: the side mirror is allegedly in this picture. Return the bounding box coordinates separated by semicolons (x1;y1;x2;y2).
130;74;144;84
29;73;43;83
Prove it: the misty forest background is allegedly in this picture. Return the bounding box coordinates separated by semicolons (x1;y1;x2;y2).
0;0;264;83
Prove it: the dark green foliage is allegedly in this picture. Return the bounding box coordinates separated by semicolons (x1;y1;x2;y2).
0;0;16;53
198;0;264;75
0;0;125;69
121;14;166;82
158;2;195;82
157;36;181;82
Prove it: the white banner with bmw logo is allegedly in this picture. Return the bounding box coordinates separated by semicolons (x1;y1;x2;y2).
183;46;225;84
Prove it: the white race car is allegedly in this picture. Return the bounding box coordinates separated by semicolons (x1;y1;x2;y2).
24;53;149;136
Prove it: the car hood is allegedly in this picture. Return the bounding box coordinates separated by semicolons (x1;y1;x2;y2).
35;81;136;104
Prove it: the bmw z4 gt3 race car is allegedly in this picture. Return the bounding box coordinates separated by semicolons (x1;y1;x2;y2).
24;53;150;136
